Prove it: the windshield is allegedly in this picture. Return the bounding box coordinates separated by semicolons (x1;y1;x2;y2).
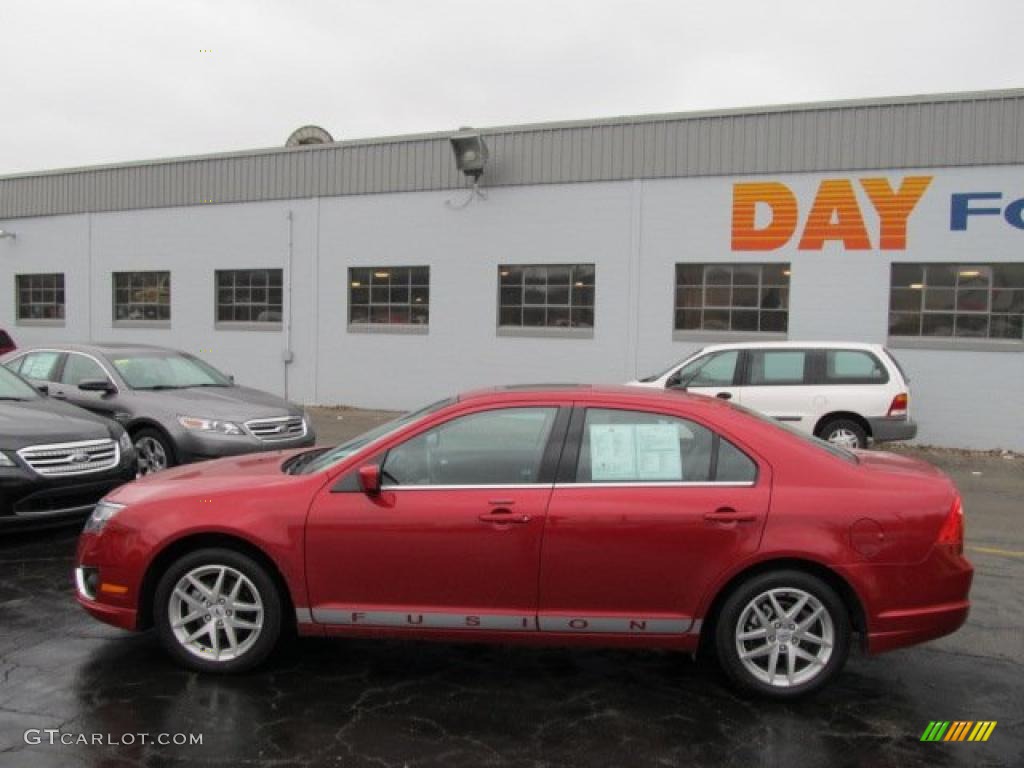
639;349;702;383
726;400;858;464
296;397;456;475
111;353;233;390
0;365;40;400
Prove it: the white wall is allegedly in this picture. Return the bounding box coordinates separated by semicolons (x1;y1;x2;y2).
1;165;1022;450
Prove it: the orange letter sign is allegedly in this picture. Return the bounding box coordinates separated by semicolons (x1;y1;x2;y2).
860;176;933;250
798;179;871;250
731;182;798;250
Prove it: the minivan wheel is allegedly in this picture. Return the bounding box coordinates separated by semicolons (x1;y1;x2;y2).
154;548;282;673
818;419;868;450
715;570;850;699
134;428;175;476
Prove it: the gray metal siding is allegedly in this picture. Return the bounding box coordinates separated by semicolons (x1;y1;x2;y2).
2;90;1023;219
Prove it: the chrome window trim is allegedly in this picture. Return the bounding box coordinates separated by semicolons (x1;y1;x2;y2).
554;481;756;488
383;483;552;491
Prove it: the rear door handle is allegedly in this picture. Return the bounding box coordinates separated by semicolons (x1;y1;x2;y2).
715;392;732;400
478;509;531;524
704;506;757;524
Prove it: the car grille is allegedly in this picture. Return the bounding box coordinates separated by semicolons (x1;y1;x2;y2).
244;416;307;442
17;439;120;477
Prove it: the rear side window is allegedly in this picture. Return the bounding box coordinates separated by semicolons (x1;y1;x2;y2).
18;351;62;381
747;350;809;385
575;408;756;484
824;350;889;384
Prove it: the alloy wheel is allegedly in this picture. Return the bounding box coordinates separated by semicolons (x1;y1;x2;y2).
826;428;861;450
168;565;265;662
135;436;168;475
734;587;835;688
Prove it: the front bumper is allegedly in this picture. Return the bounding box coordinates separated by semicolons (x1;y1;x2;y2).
0;460;137;531
174;427;316;463
868;416;917;442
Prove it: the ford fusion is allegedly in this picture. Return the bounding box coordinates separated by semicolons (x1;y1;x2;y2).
2;344;314;475
75;385;971;698
0;364;136;531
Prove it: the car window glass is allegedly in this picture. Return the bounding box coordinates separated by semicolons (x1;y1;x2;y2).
19;351;61;381
4;356;23;374
382;407;558;486
61;354;108;386
676;350;739;388
748;350;807;385
717;437;758;482
112;354;230;389
576;409;715;482
825;350;888;384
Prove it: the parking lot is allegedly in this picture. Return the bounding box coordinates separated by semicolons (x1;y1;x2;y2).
1;406;1021;767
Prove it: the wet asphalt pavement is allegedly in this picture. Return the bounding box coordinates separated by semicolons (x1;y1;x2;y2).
1;407;1022;767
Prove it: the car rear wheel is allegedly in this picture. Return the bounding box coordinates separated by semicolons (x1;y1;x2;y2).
818;419;867;450
154;548;282;673
134;428;175;476
715;570;850;698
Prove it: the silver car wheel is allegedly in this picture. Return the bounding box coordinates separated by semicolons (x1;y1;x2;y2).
135;436;168;475
826;428;861;450
168;564;265;663
735;587;835;688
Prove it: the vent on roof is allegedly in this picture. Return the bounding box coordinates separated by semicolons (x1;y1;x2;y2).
286;125;334;147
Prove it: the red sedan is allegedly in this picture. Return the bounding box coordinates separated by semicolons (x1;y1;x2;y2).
75;385;971;698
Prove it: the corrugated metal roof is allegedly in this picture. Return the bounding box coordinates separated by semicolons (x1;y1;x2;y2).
2;89;1022;219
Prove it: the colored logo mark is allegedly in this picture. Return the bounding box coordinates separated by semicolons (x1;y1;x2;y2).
920;721;997;742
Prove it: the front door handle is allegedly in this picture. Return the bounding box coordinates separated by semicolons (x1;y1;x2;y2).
478;509;531;524
704;506;757;524
51;390;67;400
715;392;732;400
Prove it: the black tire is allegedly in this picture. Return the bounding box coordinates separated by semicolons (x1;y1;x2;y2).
153;548;282;674
714;570;850;699
133;427;177;475
817;418;868;450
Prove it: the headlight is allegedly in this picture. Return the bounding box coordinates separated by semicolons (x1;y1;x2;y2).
117;431;133;454
0;452;15;468
177;415;244;436
84;500;126;534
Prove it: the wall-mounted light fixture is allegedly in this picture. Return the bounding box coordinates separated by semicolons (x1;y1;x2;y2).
0;229;16;240
446;128;489;209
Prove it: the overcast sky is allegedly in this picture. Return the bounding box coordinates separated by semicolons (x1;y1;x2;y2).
1;0;1018;175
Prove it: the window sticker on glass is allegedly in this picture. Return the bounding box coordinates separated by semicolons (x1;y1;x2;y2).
589;423;683;481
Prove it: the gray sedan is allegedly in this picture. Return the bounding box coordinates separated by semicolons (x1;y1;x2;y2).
1;343;315;475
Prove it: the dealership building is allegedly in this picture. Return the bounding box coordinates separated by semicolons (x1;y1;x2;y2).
1;89;1023;450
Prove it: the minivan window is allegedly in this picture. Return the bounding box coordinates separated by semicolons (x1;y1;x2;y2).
824;350;888;384
674;350;739;388
747;350;808;385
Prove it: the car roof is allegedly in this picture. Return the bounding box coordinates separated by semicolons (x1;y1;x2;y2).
11;342;174;356
695;340;885;352
457;383;716;407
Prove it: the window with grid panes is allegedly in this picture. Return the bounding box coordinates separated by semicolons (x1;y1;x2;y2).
498;264;595;329
216;269;283;324
113;271;170;323
674;263;790;333
348;267;429;326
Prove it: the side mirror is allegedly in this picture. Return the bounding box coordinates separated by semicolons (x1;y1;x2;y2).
35;383;49;396
78;378;116;394
357;464;382;495
666;371;684;389
227;374;235;384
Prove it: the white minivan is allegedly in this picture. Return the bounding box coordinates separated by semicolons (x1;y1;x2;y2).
628;342;915;449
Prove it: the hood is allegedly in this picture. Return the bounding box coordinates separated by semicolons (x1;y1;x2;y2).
132;385;302;422
106;446;314;505
0;398;115;448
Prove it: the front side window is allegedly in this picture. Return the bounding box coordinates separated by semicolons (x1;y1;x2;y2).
498;264;595;330
113;271;171;323
675;263;789;334
672;350;739;388
576;408;756;483
17;351;62;382
889;263;1024;341
747;350;809;386
16;273;65;323
61;354;109;386
349;267;429;327
382;407;558;486
216;269;283;325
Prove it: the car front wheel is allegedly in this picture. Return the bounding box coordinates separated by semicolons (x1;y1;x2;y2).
154;548;282;673
134;428;176;476
715;570;851;698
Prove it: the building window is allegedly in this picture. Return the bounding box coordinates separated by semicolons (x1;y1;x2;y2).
498;264;595;330
889;263;1024;341
113;271;171;324
349;267;429;327
16;273;65;323
674;263;789;334
216;269;283;325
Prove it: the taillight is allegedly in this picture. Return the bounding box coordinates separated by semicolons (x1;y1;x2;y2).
888;393;908;418
937;496;964;556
